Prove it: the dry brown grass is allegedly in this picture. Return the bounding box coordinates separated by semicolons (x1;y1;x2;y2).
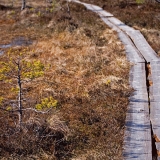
81;0;160;56
141;28;160;55
0;0;131;159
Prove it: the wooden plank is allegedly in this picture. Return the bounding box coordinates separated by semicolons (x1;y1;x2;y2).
129;63;147;90
106;18;160;62
118;32;145;63
156;143;160;159
125;30;159;62
97;10;113;17
72;0;95;11
91;5;113;17
150;62;160;146
78;2;114;17
97;17;145;63
150;61;160;70
129;62;147;76
86;4;102;11
0;50;4;55
108;17;135;32
124;101;152;159
100;17;121;32
81;3;95;11
150;101;160;139
124;63;152;160
150;62;160;100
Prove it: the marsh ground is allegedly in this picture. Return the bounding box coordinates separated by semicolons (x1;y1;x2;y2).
1;0;158;159
82;0;160;55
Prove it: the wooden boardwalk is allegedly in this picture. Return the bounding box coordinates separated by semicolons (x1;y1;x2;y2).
72;0;160;159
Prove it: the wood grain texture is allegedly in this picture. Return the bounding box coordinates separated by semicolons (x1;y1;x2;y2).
125;31;159;62
108;17;135;32
155;142;160;159
123;63;152;160
100;17;145;63
150;61;160;148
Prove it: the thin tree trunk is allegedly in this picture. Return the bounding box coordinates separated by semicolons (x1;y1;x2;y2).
17;61;22;129
21;0;26;10
67;1;71;17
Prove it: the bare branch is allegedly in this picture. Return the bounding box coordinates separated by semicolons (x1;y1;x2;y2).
22;107;52;114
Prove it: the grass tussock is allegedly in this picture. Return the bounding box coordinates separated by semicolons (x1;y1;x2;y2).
0;0;131;159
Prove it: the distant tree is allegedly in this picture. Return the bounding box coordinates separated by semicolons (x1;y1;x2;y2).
67;0;71;17
21;0;26;10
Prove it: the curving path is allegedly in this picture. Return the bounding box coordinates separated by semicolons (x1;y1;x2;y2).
71;0;160;159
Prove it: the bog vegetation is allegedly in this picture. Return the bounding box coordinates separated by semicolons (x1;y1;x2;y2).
82;0;160;56
1;0;159;159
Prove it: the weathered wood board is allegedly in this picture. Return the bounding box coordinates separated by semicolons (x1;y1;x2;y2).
123;102;152;159
124;63;152;160
150;61;160;145
150;102;160;139
100;17;121;32
99;17;145;63
155;143;160;160
90;5;113;17
126;31;159;62
108;17;135;32
79;2;114;17
105;18;159;62
118;32;145;63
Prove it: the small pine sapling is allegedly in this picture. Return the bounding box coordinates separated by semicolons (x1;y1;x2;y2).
0;49;46;129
